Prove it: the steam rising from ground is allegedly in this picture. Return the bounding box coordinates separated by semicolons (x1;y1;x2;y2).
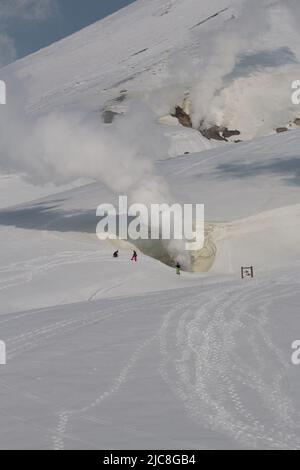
0;83;170;205
146;0;300;138
190;0;275;127
2;0;300;269
0;82;194;268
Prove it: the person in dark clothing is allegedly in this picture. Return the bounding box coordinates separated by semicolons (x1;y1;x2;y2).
131;250;138;262
176;262;181;275
113;250;119;258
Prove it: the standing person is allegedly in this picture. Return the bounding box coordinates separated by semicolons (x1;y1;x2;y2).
113;250;119;258
176;262;181;275
131;250;138;262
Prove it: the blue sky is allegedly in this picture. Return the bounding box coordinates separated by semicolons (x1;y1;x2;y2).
0;0;136;66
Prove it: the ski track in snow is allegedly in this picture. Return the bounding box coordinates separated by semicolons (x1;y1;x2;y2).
51;295;192;450
0;0;300;451
88;277;127;302
51;278;300;450
0;302;155;449
0;270;299;449
52;333;158;450
159;278;300;449
0;251;105;293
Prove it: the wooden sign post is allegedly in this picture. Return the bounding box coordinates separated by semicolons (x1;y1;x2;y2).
241;266;254;279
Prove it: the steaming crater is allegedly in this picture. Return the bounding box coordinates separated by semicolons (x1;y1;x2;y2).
125;224;217;273
39;207;217;273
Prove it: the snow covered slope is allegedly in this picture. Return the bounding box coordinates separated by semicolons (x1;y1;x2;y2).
1;0;300;139
0;0;300;451
1;0;232;113
0;123;299;449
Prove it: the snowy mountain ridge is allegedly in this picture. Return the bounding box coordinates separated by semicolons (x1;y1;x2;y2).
1;0;300;142
0;0;300;450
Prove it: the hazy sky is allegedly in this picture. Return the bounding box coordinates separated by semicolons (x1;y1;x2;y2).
0;0;136;66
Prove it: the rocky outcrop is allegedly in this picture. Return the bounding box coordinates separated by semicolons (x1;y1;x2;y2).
200;125;227;141
222;128;241;139
172;106;192;128
199;124;241;142
102;109;119;124
102;91;127;124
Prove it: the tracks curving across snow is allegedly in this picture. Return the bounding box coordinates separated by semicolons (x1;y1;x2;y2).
1;268;299;449
159;277;300;449
52;332;159;450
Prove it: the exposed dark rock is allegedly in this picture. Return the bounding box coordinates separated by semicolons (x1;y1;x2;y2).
276;127;288;133
191;7;229;29
132;48;148;57
114;93;127;103
222;128;241;139
199;123;241;142
294;118;300;126
199;125;227;141
102;109;119;124
172;106;192;128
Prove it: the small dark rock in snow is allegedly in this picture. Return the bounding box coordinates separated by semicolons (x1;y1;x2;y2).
102;109;119;124
200;124;241;142
200;125;227;141
294;118;300;126
222;128;241;139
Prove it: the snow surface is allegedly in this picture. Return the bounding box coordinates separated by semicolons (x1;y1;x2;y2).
2;0;300;141
0;0;300;450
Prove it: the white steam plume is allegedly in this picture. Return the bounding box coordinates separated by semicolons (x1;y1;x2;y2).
0;81;196;268
149;0;300;138
190;0;275;128
0;82;170;206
